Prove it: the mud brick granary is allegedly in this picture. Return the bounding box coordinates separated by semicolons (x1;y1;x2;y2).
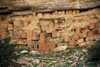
0;0;100;53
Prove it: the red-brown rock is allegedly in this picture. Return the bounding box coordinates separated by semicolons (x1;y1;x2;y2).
49;23;54;29
39;40;46;45
47;43;57;49
98;26;100;34
24;21;29;27
8;24;13;31
82;32;87;38
39;44;47;49
64;35;69;42
32;32;38;40
52;31;57;38
74;33;79;40
14;21;22;27
90;23;96;29
21;32;27;38
0;16;2;22
40;33;46;40
27;31;33;40
76;28;81;34
54;20;58;25
33;13;36;17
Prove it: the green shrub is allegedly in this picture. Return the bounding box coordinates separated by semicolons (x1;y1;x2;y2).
0;37;19;67
87;38;100;59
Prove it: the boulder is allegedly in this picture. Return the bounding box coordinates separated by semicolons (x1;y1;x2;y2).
37;62;44;67
69;62;78;67
21;58;34;62
29;51;39;56
25;62;32;67
52;46;67;52
32;59;40;64
79;42;87;46
20;50;28;54
79;56;84;61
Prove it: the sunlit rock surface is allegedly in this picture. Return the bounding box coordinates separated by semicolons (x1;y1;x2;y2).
0;0;100;13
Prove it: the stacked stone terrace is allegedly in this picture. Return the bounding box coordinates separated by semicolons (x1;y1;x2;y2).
0;8;100;53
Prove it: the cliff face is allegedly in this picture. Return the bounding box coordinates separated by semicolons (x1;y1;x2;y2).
0;0;100;13
0;0;100;53
0;7;100;53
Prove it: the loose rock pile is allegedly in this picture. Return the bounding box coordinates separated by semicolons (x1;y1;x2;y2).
11;47;90;67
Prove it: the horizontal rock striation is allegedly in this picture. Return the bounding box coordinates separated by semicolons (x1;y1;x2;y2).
0;0;100;13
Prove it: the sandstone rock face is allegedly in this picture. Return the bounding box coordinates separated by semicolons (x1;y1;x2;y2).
0;0;100;13
0;3;100;53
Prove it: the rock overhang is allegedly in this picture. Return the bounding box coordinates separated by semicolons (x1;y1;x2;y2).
0;0;100;13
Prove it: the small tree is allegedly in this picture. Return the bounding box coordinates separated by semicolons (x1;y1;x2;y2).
87;38;100;59
0;37;19;67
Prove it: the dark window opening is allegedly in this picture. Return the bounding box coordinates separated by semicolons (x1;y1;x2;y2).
46;33;52;37
62;39;65;43
56;44;57;47
33;46;34;48
93;39;96;41
9;21;13;24
41;31;44;33
75;40;77;41
25;44;28;46
74;29;76;32
22;38;27;39
90;29;92;31
81;28;84;30
55;29;59;31
37;45;39;49
36;13;38;16
83;37;86;42
75;44;79;47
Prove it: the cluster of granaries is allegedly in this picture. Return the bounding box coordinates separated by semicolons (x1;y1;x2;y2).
20;22;100;53
0;10;100;53
29;10;80;17
0;10;80;19
1;20;100;53
0;9;81;32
